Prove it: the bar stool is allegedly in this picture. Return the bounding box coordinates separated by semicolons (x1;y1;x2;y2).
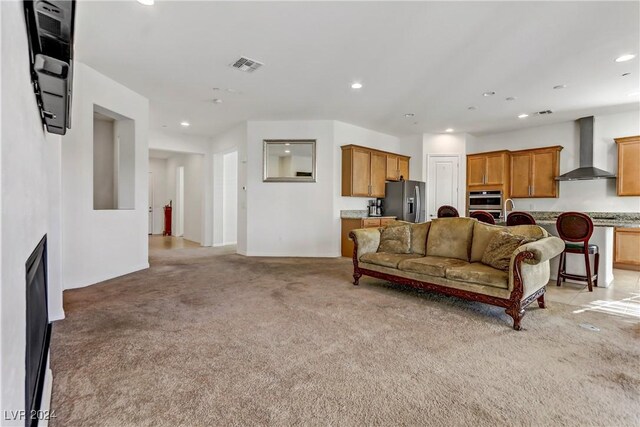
507;211;536;226
470;210;495;224
555;212;599;292
437;205;459;218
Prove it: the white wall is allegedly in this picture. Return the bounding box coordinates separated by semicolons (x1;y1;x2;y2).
469;110;640;212
149;158;168;234
1;0;63;420
61;62;149;289
164;153;204;243
246;121;336;256
149;129;212;246
422;132;469;214
223;151;238;245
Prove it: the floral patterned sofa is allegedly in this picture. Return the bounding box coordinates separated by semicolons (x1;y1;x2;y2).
349;217;565;330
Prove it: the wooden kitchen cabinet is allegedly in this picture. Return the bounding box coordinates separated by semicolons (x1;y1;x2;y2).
386;154;411;181
615;136;640;196
342;145;410;197
509;146;562;198
614;227;640;270
466;151;510;188
341;216;397;257
398;157;410;181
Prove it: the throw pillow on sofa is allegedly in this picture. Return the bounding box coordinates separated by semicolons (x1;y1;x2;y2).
377;224;411;254
481;231;535;271
385;220;430;255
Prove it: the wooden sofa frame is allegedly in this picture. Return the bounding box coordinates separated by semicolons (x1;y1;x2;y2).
349;232;546;330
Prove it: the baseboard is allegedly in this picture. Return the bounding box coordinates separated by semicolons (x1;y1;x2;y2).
49;310;65;322
65;263;150;289
40;353;53;427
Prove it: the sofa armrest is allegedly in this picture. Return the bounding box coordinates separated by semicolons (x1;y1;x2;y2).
513;236;565;265
349;228;381;261
508;236;564;299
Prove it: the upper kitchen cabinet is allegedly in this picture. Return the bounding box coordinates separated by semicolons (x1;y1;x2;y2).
509;146;562;198
385;154;411;181
615;136;640;196
342;145;409;197
466;151;510;188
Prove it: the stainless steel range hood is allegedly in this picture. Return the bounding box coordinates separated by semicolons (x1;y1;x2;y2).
555;116;616;181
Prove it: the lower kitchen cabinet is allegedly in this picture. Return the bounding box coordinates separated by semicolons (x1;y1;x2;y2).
341;217;396;257
614;227;640;270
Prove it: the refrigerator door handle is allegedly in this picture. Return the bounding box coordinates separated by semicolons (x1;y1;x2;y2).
414;185;420;223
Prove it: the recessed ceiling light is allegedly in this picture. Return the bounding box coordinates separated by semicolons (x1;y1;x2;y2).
505;97;516;101
553;84;567;90
445;128;454;133
615;54;636;63
468;106;478;111
212;98;223;104
180;121;190;127
284;150;291;153
351;82;363;89
622;72;631;77
137;0;154;5
483;91;495;97
404;113;415;118
285;143;291;146
518;114;529;119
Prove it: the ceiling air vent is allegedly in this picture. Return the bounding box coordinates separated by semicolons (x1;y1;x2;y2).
535;110;553;115
230;56;264;73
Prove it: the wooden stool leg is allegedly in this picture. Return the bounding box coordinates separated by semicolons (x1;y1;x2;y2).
584;250;593;292
594;252;600;287
556;252;565;287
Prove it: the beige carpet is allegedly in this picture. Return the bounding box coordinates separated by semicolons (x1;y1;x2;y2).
50;247;640;426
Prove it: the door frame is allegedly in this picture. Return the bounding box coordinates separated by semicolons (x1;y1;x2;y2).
425;154;462;220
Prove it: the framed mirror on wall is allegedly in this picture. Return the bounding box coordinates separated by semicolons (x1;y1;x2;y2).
263;139;316;182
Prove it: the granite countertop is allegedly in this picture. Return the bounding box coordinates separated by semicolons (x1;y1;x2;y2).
524;211;640;228
341;210;396;219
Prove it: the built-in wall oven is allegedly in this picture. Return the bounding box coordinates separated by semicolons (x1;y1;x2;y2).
468;190;503;220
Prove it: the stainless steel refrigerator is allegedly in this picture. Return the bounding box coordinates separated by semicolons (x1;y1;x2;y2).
383;180;426;223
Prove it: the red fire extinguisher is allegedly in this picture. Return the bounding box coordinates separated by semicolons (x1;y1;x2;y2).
163;201;172;236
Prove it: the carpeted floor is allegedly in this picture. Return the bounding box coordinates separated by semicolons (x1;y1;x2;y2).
50;246;640;426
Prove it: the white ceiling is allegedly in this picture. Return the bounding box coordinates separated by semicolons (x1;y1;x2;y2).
75;1;640;138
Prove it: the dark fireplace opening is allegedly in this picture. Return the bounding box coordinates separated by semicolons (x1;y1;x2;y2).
25;235;51;427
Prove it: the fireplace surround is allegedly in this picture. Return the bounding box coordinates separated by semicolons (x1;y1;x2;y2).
25;235;51;427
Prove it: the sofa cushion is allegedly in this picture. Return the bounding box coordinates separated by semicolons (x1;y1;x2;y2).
386;220;431;255
360;252;423;269
482;231;535;271
410;222;430;255
470;221;503;262
398;256;468;278
377;224;411;253
445;263;509;289
426;218;475;261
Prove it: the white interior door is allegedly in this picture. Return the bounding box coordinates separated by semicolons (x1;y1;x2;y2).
427;155;460;220
148;172;153;234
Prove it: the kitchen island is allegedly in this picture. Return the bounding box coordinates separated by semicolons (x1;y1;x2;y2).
519;211;640;288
